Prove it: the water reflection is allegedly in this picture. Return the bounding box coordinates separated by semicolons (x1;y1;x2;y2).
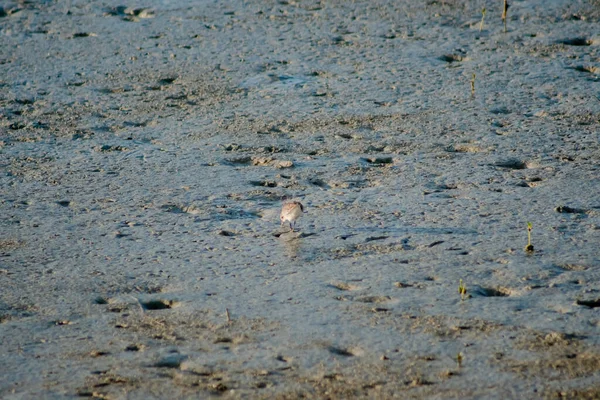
279;231;302;259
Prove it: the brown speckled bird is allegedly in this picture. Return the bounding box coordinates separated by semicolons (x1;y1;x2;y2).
280;201;305;232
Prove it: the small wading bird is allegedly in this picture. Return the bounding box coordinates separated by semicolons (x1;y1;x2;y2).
280;200;305;232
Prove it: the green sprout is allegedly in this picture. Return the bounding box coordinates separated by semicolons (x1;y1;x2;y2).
525;222;534;252
479;8;486;33
458;279;468;300
470;73;476;98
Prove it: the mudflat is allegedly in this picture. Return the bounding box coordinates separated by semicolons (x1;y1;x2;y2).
1;0;599;398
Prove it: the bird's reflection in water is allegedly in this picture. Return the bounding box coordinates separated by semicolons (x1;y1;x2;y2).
283;238;301;259
278;230;317;261
279;230;310;260
279;231;301;259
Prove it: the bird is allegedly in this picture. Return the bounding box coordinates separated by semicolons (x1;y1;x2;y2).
280;201;305;232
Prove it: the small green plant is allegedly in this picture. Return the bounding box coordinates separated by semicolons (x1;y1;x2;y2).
479;8;486;33
525;222;534;252
501;0;509;33
470;73;476;98
458;279;468;300
456;352;463;368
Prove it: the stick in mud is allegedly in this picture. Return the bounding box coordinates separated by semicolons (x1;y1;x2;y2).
502;0;509;33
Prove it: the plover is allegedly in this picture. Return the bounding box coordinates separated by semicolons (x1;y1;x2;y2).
280;201;305;232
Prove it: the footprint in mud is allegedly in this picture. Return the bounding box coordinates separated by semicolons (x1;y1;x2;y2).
473;286;512;297
493;159;529;170
328;282;363;291
158;77;177;85
362;156;394;166
89;350;110;358
274;231;315;240
355;295;393;303
224;156;293;169
365;235;389;242
224;156;252;165
327;345;363;357
250;180;278;188
522;176;544;187
141;299;178;310
569;65;598;74
97;144;129;153
229;189;281;202
449;144;486;153
559;37;593;46
576;298;600;309
161;203;201;214
104;6;154;21
221;143;243;152
71;32;96;38
394;281;423;289
308;177;329;188
553;263;589;271
555;205;587;214
334;294;394;303
125;344;145;352
439;53;466;63
98;295;174;312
